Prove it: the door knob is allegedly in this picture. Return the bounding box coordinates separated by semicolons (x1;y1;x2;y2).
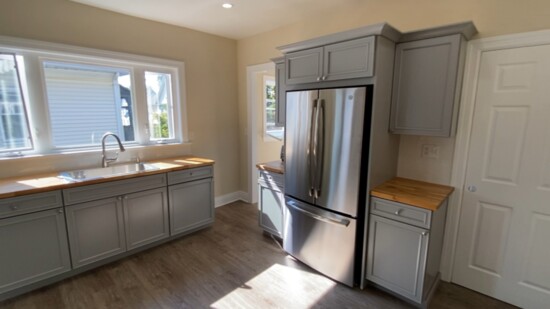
467;185;477;192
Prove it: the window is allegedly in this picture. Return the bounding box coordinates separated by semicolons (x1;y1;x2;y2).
43;61;135;147
0;53;32;153
263;76;283;141
145;71;174;141
0;36;186;156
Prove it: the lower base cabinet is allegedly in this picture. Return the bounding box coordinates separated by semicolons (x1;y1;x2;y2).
124;187;169;250
168;177;214;236
0;165;214;301
0;208;71;294
367;197;448;307
367;215;429;302
65;187;169;268
65;197;126;268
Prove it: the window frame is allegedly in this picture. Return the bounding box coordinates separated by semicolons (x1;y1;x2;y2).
0;35;187;156
0;52;34;154
262;75;283;142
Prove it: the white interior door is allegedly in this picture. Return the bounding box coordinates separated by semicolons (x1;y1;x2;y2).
453;44;550;309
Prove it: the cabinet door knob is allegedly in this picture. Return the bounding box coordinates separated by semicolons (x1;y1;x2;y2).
10;205;18;211
422;231;428;236
124;195;128;200
394;209;402;215
316;77;321;81
467;185;477;192
321;75;327;81
58;209;64;214
117;196;123;201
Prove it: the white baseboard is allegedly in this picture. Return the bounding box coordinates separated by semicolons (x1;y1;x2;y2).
215;191;249;208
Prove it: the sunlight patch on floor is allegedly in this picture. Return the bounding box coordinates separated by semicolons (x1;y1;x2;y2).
211;263;337;308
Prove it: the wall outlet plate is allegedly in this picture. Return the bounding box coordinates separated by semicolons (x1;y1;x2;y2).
421;144;440;159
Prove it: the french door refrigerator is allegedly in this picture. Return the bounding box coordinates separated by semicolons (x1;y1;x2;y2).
284;86;371;287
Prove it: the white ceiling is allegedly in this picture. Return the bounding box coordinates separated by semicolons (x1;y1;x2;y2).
71;0;361;39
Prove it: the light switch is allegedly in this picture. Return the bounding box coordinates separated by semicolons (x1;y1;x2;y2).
421;144;440;159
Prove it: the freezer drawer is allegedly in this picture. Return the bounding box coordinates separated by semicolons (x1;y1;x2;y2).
283;197;357;286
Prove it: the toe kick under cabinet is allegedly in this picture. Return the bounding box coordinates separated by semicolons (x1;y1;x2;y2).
366;177;453;308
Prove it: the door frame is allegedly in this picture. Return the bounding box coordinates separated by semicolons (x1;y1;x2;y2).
440;28;550;282
246;62;275;204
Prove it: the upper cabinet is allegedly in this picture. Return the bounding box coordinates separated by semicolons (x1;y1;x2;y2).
389;22;477;136
285;37;375;85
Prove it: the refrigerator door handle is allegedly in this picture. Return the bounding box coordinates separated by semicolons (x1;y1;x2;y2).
287;200;350;227
308;99;318;197
314;99;325;199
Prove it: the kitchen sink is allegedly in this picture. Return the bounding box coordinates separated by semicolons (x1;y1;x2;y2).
59;162;159;182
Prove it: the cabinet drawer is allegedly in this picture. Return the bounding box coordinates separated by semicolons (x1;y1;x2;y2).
167;166;213;185
370;197;432;229
258;171;284;189
63;174;166;206
0;191;63;219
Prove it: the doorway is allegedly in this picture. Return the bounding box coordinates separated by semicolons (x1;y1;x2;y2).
246;62;282;204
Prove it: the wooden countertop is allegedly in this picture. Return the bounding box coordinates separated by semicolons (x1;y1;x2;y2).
256;161;284;174
371;177;454;211
0;156;214;199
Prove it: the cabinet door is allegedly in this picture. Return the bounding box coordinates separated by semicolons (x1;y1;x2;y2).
285;47;323;85
65;198;126;268
0;208;71;294
367;215;429;303
123;187;169;250
390;34;462;136
275;61;286;126
168;178;214;236
258;184;283;237
323;36;375;81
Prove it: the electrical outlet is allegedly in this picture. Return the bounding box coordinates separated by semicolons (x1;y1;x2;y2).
421;144;440;159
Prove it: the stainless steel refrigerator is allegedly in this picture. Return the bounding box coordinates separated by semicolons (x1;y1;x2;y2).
283;86;371;287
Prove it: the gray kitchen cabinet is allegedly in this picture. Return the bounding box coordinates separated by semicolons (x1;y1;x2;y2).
273;57;286;126
123;187;169;250
64;174;168;267
0;207;71;294
390;34;465;136
65;197;126;268
285;36;375;85
367;197;448;307
258;170;284;237
168;167;214;236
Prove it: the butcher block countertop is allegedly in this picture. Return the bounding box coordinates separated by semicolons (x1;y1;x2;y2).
0;156;214;199
256;161;284;174
371;177;454;211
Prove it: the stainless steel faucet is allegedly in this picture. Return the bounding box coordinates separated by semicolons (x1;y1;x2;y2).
101;132;126;168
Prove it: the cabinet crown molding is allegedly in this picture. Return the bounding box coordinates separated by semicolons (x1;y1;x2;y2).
277;22;401;54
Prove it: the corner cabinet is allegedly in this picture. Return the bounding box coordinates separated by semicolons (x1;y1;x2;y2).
285;36;375;85
367;197;448;307
258;170;284;237
168;166;214;236
0;191;71;295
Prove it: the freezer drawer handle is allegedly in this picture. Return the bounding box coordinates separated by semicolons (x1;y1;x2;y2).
287;200;350;227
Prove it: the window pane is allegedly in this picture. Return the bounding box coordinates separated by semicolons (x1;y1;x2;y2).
43;61;135;147
145;71;174;140
0;53;32;152
263;77;283;140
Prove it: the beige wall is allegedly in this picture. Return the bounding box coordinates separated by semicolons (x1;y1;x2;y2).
237;0;550;187
0;0;239;197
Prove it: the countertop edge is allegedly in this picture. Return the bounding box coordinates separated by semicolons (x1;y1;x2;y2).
370;177;454;211
0;157;215;199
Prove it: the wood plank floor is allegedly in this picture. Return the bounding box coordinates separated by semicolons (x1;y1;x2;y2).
0;201;517;309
